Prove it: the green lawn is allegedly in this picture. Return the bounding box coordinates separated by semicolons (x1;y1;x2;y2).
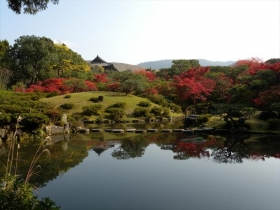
40;91;183;120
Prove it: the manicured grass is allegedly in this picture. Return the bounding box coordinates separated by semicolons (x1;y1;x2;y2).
40;91;183;120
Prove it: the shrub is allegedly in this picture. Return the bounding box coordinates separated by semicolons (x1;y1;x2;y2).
106;102;126;111
82;104;103;116
162;107;170;117
150;107;170;117
20;113;50;131
60;103;74;110
168;103;182;113
107;108;125;120
146;94;169;107
43;109;62;124
150;106;162;116
0;174;60;210
96;83;107;91
89;97;100;103
0;105;24;114
259;111;278;120
0;113;12;125
46;92;60;98
267;118;280;130
197;114;212;124
64;95;71;98
138;101;151;107
98;96;104;101
133;107;150;117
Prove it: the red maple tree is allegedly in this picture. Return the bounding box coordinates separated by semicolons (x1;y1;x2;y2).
173;67;216;103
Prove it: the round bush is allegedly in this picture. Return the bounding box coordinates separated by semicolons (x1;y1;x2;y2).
168;103;182;113
64;95;71;98
82;104;103;116
267;118;280;130
89;97;100;103
105;102;126;111
259;111;278;120
150;107;162;116
133;107;150;117
60;103;74;110
138;101;151;107
107;108;125;120
46;92;60;98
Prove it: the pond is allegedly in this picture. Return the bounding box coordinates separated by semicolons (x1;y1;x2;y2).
1;125;280;210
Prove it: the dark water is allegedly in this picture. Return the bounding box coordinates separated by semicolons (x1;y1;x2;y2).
1;129;280;210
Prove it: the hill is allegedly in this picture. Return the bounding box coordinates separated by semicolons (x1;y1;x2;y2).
138;59;235;70
86;60;145;72
111;62;145;71
40;91;183;120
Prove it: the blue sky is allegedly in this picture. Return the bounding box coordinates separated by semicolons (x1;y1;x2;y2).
0;0;279;65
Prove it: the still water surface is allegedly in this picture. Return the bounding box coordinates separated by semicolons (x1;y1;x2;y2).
31;131;280;210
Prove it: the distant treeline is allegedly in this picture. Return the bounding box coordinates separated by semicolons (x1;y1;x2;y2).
138;59;235;70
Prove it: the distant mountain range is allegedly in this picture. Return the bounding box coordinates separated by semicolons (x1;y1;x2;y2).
138;59;235;70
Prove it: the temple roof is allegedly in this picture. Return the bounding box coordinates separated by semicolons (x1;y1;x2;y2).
90;55;107;64
90;55;118;71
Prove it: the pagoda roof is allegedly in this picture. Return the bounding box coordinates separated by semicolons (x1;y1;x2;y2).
90;55;108;64
90;55;119;71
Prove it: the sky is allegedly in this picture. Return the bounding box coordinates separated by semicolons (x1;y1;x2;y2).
0;0;279;65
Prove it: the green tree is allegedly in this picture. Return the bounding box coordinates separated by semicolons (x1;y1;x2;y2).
0;40;12;89
54;44;91;79
7;0;59;15
171;59;200;75
108;70;134;83
0;40;9;64
7;35;56;87
265;58;280;64
109;70;147;95
120;77;146;95
63;78;87;93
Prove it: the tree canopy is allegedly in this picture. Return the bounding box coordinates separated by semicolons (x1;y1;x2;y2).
4;35;91;88
6;0;59;15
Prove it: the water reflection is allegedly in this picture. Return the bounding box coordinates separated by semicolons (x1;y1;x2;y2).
111;136;149;159
212;134;251;163
1;131;280;188
211;134;280;163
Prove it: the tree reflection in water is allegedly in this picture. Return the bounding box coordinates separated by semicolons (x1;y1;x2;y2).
211;134;251;163
160;135;222;160
1;132;280;190
161;133;280;163
210;134;280;163
112;135;149;159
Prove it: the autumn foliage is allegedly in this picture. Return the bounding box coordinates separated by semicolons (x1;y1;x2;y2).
134;69;157;81
11;56;280;113
21;78;97;94
173;67;216;103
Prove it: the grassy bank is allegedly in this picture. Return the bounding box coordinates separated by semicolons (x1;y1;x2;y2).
40;91;183;121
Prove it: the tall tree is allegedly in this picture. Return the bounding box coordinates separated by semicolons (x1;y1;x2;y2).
0;40;12;89
265;58;280;64
6;35;56;87
173;66;216;114
0;40;9;65
6;0;59;15
171;59;200;76
53;43;91;79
